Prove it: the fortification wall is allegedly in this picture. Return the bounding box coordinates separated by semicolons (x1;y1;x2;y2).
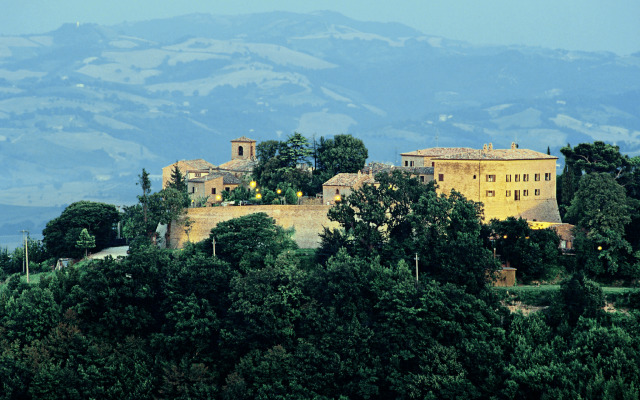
170;205;340;249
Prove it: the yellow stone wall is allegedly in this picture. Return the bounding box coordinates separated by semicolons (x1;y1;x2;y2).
434;158;560;222
170;205;340;249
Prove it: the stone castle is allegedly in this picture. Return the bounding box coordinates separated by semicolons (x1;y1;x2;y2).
164;138;562;248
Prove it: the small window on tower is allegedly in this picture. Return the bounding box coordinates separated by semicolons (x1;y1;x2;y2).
238;146;244;156
438;174;444;182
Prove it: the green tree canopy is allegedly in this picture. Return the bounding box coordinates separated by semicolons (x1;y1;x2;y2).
43;201;119;258
252;134;313;192
75;228;96;258
207;213;298;271
566;173;637;278
310;134;368;193
561;141;638;178
326;170;497;293
166;163;189;207
488;217;561;283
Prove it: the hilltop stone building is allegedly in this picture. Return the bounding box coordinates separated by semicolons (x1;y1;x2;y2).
163;137;257;204
162;159;216;189
322;165;434;205
400;147;473;167
433;143;560;222
327;143;560;223
187;172;242;205
322;171;376;204
164;139;560;225
217;136;258;178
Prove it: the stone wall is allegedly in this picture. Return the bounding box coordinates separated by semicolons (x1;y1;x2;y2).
434;158;560;222
170;205;340;249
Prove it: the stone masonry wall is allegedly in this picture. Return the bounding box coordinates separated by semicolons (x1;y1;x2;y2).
434;158;560;222
170;205;340;249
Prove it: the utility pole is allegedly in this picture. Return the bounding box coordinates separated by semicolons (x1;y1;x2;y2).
21;230;29;283
415;253;419;283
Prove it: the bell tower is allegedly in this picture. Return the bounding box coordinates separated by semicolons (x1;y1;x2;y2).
231;136;256;160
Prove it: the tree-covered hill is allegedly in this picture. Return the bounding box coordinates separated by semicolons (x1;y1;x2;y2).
2;173;640;398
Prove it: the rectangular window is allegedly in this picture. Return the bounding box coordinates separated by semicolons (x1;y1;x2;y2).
523;174;529;182
431;162;435;167
514;190;520;201
523;190;529;196
192;187;196;193
535;173;540;181
545;173;552;181
506;190;511;197
420;176;425;183
486;175;496;182
486;190;495;197
506;174;512;182
225;187;230;192
212;188;216;195
410;161;415;167
404;161;409;166
535;189;540;196
438;174;444;182
515;174;520;182
195;172;202;178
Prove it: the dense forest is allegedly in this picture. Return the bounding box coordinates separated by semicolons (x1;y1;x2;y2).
1;139;640;398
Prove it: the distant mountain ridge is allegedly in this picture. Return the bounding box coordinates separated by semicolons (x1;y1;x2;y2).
0;11;639;235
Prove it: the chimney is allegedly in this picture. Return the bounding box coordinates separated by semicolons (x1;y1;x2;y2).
488;143;493;151
511;142;517;150
482;144;488;152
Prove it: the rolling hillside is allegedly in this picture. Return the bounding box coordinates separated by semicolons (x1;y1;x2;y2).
1;11;639;234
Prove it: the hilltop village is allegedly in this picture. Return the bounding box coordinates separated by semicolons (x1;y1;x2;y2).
162;136;571;257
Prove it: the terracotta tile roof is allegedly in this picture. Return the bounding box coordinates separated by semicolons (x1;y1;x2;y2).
218;159;258;172
400;147;473;157
323;173;376;187
436;148;557;161
165;159;216;170
231;136;256;142
190;172;242;185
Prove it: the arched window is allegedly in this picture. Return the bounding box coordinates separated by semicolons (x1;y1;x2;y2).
238;145;244;156
335;189;340;195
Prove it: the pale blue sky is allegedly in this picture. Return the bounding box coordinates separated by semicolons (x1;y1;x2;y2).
2;0;639;55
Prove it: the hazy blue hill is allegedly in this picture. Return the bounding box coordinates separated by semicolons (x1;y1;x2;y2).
0;11;639;233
